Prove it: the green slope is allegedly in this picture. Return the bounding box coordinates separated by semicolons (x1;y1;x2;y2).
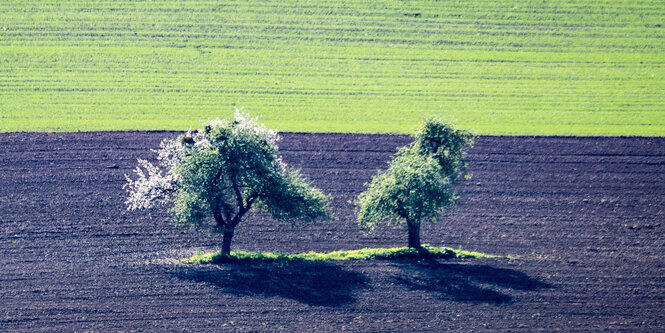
1;0;664;135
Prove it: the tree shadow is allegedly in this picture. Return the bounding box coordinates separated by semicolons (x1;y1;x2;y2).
174;260;369;307
392;260;551;305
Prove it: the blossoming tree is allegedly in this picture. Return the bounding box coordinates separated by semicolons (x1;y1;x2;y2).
125;111;333;256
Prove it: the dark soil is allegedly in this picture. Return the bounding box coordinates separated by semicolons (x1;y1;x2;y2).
1;132;664;332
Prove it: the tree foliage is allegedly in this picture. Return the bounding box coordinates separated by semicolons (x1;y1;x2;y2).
125;111;333;255
413;118;475;183
356;117;474;249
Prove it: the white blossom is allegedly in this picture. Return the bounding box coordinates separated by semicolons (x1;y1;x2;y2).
124;110;279;211
123;158;176;210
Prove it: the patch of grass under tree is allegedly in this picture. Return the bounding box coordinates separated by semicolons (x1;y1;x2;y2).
183;245;495;264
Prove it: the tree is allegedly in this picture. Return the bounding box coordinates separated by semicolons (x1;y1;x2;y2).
124;111;333;256
355;117;474;250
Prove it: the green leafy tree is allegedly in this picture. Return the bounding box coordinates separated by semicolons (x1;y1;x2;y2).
125;111;333;256
356;117;474;250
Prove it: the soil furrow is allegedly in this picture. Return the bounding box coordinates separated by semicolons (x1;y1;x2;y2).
1;132;664;332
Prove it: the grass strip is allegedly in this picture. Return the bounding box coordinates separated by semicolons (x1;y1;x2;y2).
182;245;496;264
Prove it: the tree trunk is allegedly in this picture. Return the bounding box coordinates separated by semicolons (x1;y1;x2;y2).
221;228;235;256
407;220;421;249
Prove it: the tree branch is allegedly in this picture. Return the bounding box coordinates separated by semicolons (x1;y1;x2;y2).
212;210;226;230
246;193;259;208
221;202;234;227
230;192;259;228
231;180;245;213
396;202;409;221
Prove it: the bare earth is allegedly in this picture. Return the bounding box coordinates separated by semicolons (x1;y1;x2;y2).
1;132;664;332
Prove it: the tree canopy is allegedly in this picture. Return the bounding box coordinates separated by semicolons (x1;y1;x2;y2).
356;117;474;249
125;111;333;255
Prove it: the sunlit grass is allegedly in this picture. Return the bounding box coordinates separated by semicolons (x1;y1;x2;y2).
1;0;664;135
182;245;497;264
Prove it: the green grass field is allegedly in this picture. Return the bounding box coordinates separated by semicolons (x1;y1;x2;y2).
1;0;663;135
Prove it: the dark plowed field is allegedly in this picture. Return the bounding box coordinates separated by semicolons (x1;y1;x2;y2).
1;132;664;332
